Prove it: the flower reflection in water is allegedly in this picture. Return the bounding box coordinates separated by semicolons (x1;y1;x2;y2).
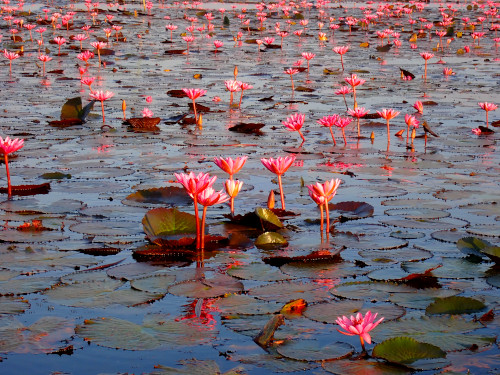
177;298;218;331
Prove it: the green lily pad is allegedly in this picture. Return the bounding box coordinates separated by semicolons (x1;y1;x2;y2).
124;186;192;207
323;359;411;375
276;340;353;361
372;337;446;366
44;278;164;307
227;262;292;282
480;244;500;263
425;296;486;315
40;172;72;179
255;207;283;229
213;294;282;315
168;274;243;298
142;208;197;245
254;232;287;247
304;300;404;323
145;359;246;375
76;315;215;351
373;315;496;352
331;281;416;301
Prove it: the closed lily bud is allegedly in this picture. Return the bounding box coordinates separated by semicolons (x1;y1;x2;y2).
267;190;275;209
234;65;238;80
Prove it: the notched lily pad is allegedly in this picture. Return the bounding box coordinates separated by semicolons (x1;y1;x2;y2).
254;232;288;248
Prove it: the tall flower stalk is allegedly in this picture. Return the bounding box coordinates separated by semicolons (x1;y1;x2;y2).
0;137;24;198
261;156;296;210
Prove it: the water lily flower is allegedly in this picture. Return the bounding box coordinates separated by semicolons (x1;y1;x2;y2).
89;90;114;125
261;155;296;210
182;88;206;122
213;156;247;180
308;178;341;233
317;115;339;146
0;136;24;197
332;45;349;70
377;108;400;145
283;113;306;143
225;179;243;215
478;102;497;128
336;311;384;351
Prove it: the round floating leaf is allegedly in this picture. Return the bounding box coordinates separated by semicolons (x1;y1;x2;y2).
331;232;408;250
425;296;486;315
77;315;215;351
0;277;57;295
384;208;450;220
130;274;177;293
254;232;287;247
213;294;281;315
330;201;374;221
168;274;243;298
76;317;160;350
0;316;74;354
456;237;491;258
0;296;30;315
372;337;446;366
249;281;331;303
255;207;283;229
389;288;459;309
44;279;164;307
276;340;353;361
281;260;367;279
331;281;416;301
124;186;192;207
227;262;291;282
373;315;496;352
304;301;404;323
148;359;245;375
323;359;411;375
142;208;197;244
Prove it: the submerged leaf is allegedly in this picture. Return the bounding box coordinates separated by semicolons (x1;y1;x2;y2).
255;232;287;247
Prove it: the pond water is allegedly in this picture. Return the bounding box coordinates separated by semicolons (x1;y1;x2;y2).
0;0;499;374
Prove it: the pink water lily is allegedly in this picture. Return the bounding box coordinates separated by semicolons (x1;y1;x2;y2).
213;156;248;180
0;136;24;197
308;178;341;233
182;88;206;123
197;187;229;250
89;90;115;125
344;74;365;109
478;102;497;128
175;172;217;249
332;45;349;70
283;113;306;143
261;155;296;210
225;179;243;215
377;108;400;145
336;311;384;351
317;115;340;146
348;107;368;138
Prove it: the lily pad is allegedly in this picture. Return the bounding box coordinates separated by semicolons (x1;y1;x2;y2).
372;337;446;367
213;294;282;315
249;281;331;303
124;186;192;207
0;316;74;354
276;340;353;361
329;201;374;221
255;207;284;229
145;359;246;375
323;359;411;375
304;301;405;323
456;237;490;258
425;296;486;315
254;232;288;248
331;281;416;301
373;315;496;352
227;262;292;282
0;296;30;315
168;274;244;298
142;207;197;246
